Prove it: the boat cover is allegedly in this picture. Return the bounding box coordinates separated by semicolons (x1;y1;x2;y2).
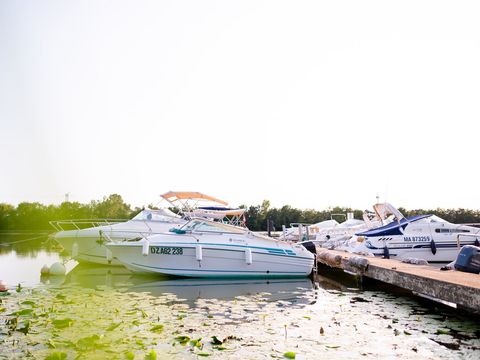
356;214;431;237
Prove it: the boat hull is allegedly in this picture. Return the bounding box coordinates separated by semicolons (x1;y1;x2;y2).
54;233;123;266
107;242;314;278
53;221;183;265
362;237;479;263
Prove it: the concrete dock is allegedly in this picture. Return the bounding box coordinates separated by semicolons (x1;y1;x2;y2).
316;249;480;313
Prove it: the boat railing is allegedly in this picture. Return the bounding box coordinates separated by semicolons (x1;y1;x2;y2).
288;223;313;228
460;223;480;228
49;219;128;232
456;233;480;248
99;229;200;243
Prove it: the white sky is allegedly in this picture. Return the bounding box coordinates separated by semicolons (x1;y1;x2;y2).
1;1;480;210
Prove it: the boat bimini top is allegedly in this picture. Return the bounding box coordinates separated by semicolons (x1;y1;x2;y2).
160;191;246;227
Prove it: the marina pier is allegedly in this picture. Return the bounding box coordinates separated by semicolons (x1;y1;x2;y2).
316;249;480;313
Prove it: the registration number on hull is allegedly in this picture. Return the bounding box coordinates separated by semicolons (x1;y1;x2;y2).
150;246;183;255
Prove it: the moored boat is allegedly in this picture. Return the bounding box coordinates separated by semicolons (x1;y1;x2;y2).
105;218;314;278
51;192;243;265
352;211;480;263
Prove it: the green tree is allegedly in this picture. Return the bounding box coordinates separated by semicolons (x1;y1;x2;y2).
0;203;15;231
92;194;131;219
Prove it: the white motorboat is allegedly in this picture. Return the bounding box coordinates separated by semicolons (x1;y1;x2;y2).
280;220;340;241
352;211;480;263
105;218;315;278
281;204;396;243
51;191;244;265
52;208;185;265
298;203;396;254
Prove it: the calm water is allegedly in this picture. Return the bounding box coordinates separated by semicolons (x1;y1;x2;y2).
1;239;479;359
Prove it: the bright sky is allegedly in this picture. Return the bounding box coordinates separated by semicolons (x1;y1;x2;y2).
1;1;480;211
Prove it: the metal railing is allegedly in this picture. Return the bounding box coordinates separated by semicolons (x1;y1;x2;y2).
99;229;201;244
49;219;128;232
456;233;480;248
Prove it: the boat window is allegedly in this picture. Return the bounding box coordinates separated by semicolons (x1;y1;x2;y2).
194;222;227;233
181;220;203;232
132;210;179;223
180;220;244;234
434;228;470;233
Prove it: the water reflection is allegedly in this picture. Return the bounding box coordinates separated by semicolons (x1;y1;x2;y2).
60;263;316;308
1;244;480;359
0;240;62;287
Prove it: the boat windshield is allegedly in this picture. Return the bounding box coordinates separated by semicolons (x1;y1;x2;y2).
427;215;447;223
132;209;180;223
180;219;245;234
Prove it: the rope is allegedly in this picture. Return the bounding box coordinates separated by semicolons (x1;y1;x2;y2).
0;234;49;246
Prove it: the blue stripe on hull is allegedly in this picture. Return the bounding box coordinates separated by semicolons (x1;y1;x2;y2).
131;262;310;278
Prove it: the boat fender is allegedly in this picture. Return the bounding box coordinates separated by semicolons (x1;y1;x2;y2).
40;264;50;275
0;280;8;292
106;248;113;262
475;238;480;247
245;248;253;265
430;239;437;255
347;256;369;273
142;240;150;256
49;262;66;276
196;245;203;261
383;246;390;259
72;242;79;258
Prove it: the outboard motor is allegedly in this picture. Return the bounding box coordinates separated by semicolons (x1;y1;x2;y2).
454;245;480;274
300;241;317;255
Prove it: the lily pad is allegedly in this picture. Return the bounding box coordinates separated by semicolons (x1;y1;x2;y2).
52;318;74;329
174;335;190;345
44;352;67;360
76;334;103;351
211;336;223;345
145;349;157;360
436;329;451;335
106;322;122;331
149;324;164;333
9;308;34;316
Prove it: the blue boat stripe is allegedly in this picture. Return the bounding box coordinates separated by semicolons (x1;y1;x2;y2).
132;262;308;274
133;279;308;289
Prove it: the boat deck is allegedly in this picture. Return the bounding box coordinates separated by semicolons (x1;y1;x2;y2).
316;249;480;313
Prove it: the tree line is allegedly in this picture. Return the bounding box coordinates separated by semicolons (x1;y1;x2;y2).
2;194;480;232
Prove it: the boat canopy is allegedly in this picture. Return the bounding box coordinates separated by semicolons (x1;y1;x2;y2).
356;214;431;237
159;191;246;227
160;191;228;206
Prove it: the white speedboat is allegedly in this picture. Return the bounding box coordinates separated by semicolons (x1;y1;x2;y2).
280;220;340;241
353;212;480;263
105;218;314;278
51;191;243;265
52;208;185;265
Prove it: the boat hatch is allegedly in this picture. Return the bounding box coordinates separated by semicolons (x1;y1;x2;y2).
132;209;180;222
